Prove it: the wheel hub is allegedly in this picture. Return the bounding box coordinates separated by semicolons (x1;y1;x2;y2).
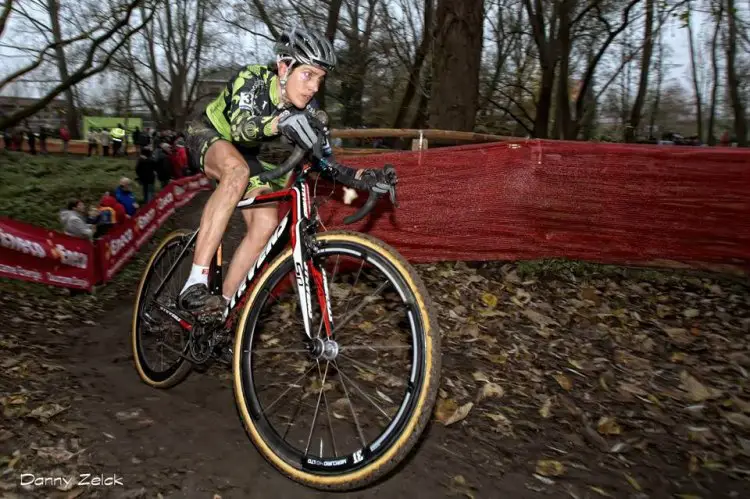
310;338;339;360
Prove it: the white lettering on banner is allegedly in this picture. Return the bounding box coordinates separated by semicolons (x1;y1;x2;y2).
0;228;46;258
136;208;156;232
0;263;43;281
108;229;133;258
173;186;185;198
106;246;136;279
54;244;88;269
156;208;175;227
46;274;88;287
157;192;174;211
135;223;158;249
188;181;199;191
199;177;209;187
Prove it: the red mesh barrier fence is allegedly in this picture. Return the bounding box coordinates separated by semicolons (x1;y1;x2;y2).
309;140;750;273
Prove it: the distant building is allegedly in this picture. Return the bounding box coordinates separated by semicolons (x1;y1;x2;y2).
0;96;67;130
194;66;243;112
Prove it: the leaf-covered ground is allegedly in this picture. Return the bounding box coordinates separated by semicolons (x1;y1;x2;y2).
1;195;749;498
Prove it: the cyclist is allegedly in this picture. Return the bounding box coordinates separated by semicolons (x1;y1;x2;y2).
180;26;392;320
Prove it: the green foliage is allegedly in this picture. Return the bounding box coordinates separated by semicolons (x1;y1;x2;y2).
0;151;138;230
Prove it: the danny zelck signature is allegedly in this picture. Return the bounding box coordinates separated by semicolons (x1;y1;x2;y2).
21;473;124;488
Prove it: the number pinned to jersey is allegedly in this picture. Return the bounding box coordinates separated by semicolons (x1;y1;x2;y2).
238;92;253;111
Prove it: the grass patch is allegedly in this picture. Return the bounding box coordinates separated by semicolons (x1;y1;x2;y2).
0;150;141;229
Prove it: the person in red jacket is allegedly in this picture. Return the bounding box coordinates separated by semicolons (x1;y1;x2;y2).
59;125;71;154
170;138;188;179
98;190;128;224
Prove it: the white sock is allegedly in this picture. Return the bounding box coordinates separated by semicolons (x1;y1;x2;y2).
181;264;210;294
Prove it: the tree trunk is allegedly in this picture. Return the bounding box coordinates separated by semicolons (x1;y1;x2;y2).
393;0;433;128
687;1;704;141
726;0;747;146
649;19;664;139
707;1;723;146
48;0;80;138
318;0;343;109
428;0;485;131
553;0;572;140
625;0;654;143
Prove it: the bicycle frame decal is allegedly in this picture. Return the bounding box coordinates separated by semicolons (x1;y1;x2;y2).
220;181;331;342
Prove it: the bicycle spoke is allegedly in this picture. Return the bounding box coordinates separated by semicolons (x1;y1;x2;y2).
252;347;308;354
264;364;317;414
338;353;407;388
339;260;365;323
305;360;329;455
316;360;338;458
340;345;412;352
335;280;390;333
334;360;367;448
338;367;391;420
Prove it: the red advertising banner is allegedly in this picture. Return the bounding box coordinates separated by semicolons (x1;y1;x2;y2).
97;174;211;283
1;174;212;291
0;217;97;290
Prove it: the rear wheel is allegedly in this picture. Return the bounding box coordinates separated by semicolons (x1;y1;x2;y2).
233;231;440;490
132;229;195;388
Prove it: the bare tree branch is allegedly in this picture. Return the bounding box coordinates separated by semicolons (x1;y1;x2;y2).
0;0;15;39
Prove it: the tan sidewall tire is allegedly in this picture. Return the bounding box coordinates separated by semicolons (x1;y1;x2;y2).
132;229;194;388
233;230;441;490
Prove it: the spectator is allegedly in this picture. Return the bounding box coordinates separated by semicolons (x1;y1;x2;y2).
132;127;141;153
87;128;99;157
12;126;23;151
2;129;10;150
59;125;70;154
26;124;36;155
111;123;126;156
100;128;110;156
98;190;128;223
170;138;188;179
135;146;157;203
115;177;139;216
140;127;152;151
39;126;48;155
152;142;172;188
59;199;94;239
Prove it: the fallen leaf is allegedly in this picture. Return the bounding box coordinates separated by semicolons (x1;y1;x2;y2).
485;412;514;435
481;293;498;308
478;383;504;401
723;411;750;429
683;308;700;319
731;397;750;414
617;382;648;398
588;485;613;497
536;460;565;477
116;409;143;421
36;446;75;463
597;416;622;435
523;309;556;328
671;352;687;363
28;403;67;421
448;474;475;499
376;389;394;404
663;327;694;345
434;398;459;423
680;371;722;402
443;402;473;426
624;473;641;491
554;373;573;391
689;455;699;474
539;397;553;418
532;474;555;486
472;371;490;383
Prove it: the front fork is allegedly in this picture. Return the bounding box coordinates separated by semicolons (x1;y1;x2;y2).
293;218;334;341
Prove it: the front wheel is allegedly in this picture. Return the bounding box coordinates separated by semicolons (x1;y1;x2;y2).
233;231;441;490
